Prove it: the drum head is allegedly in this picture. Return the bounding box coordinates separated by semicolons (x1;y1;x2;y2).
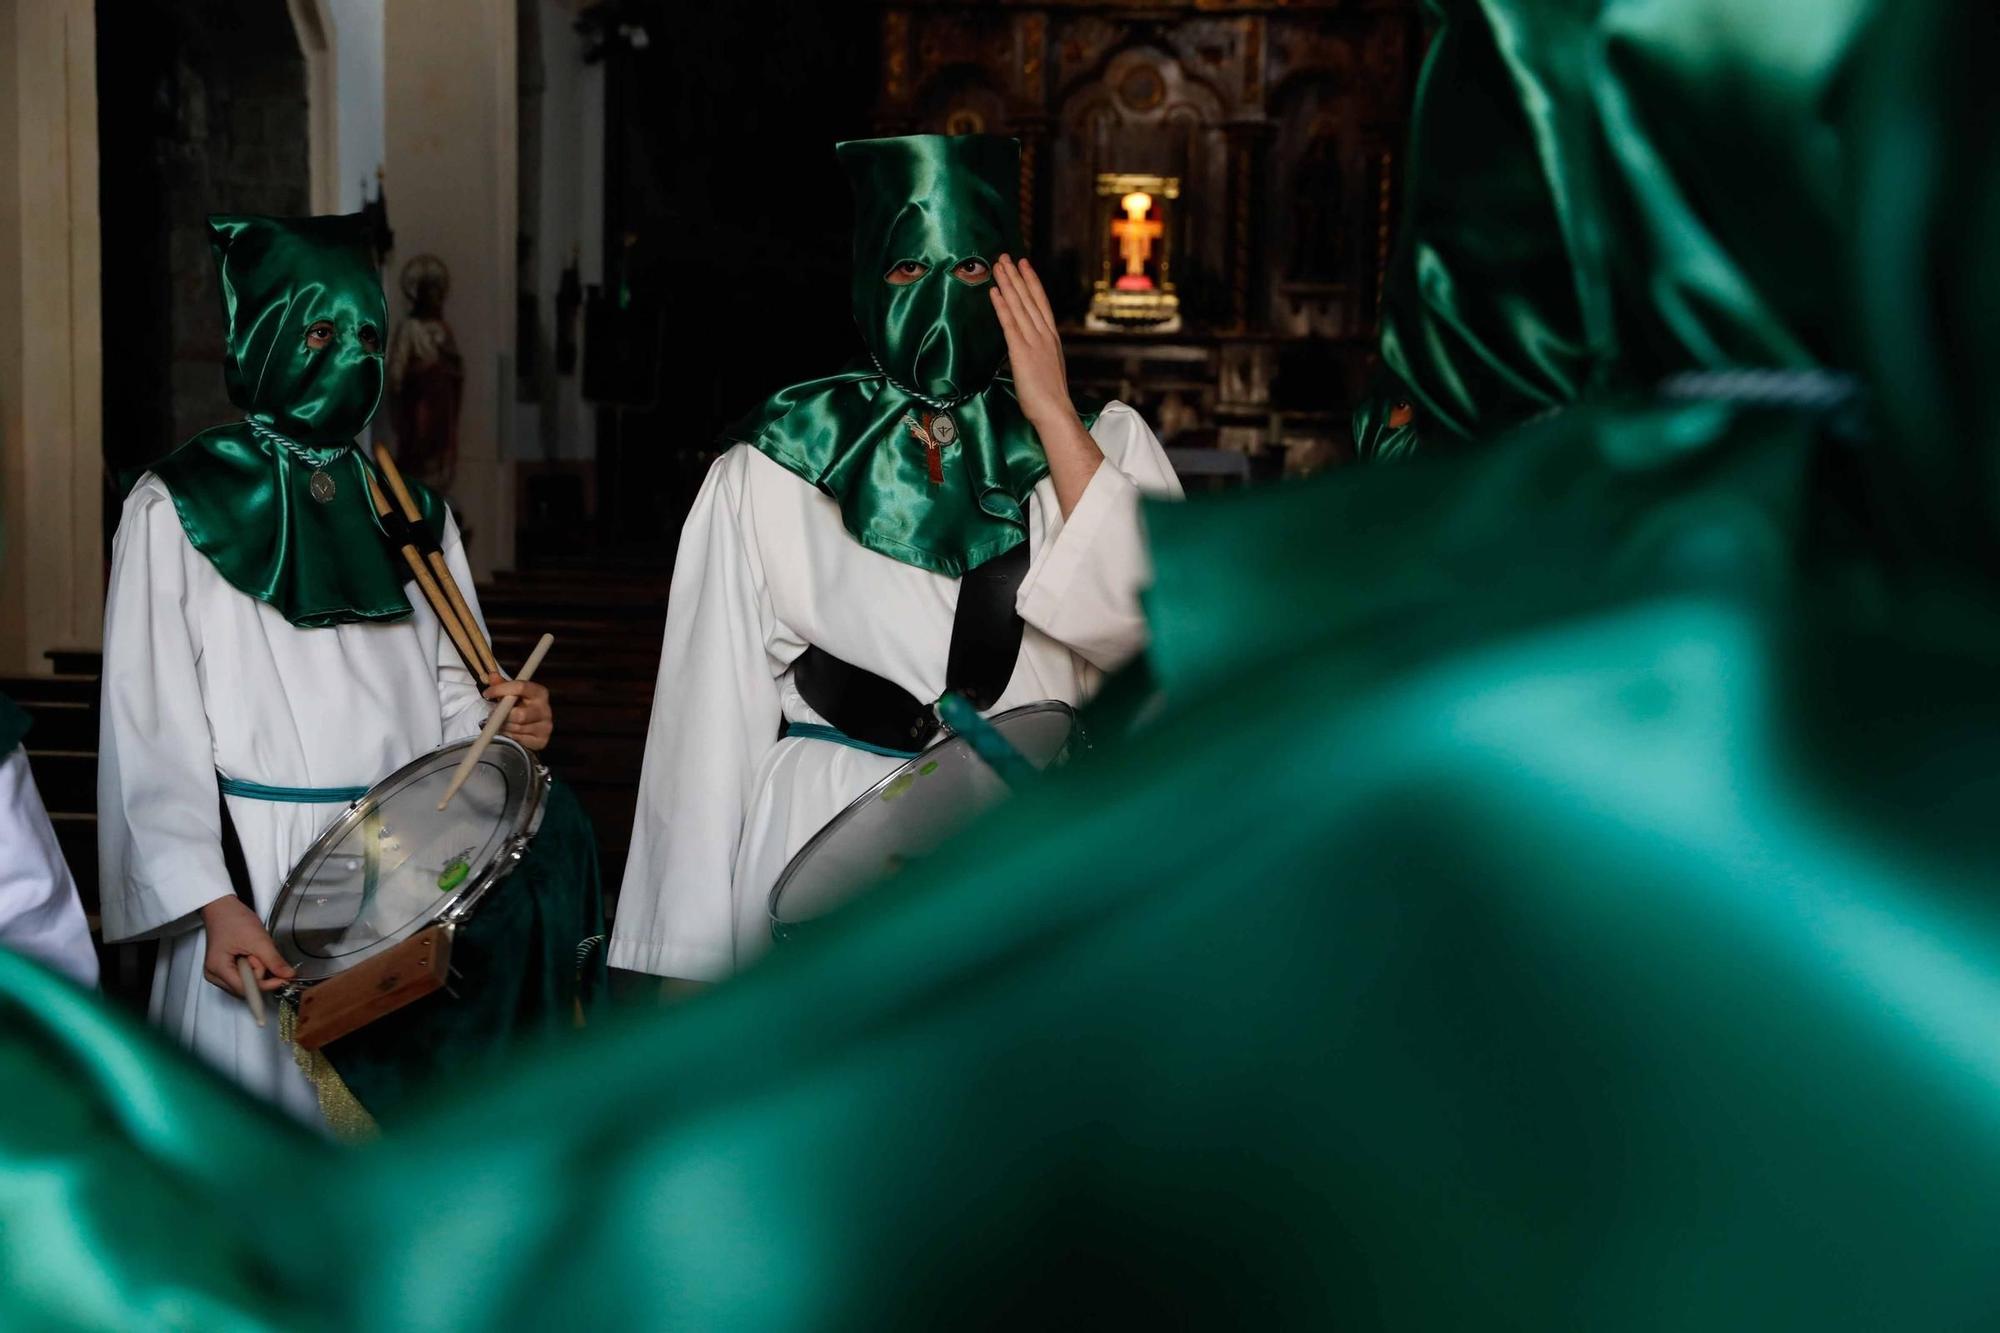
770;701;1076;936
268;738;548;981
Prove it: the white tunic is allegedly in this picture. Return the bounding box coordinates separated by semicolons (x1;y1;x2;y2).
0;746;99;987
98;475;489;1125
611;402;1182;982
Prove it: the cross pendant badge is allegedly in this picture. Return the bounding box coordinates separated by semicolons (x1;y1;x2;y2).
901;413;945;485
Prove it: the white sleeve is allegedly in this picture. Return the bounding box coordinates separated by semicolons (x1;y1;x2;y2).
1015;400;1184;672
97;484;232;943
432;511;492;743
609;450;783;982
0;748;100;988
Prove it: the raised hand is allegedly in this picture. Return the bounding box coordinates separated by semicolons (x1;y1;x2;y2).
990;254;1076;431
990;255;1102;515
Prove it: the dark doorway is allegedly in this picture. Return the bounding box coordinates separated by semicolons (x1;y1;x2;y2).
583;0;878;565
95;0;310;514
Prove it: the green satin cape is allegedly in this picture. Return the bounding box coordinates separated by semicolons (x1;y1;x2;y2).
152;214;442;628
729;368;1091;576
152;436;445;629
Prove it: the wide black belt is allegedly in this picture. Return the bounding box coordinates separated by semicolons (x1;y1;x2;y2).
792;540;1029;752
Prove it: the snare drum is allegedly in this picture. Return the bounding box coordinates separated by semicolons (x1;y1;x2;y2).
265;736;607;1125
768;701;1076;940
269;736;548;989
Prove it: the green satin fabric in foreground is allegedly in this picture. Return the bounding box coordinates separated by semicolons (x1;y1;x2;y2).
735;136;1059;576
149;214;444;627
0;952;317;1332
12;413;2000;1328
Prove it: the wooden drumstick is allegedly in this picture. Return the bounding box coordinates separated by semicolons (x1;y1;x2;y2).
437;632;555;812
373;445;502;681
367;472;487;681
238;957;267;1028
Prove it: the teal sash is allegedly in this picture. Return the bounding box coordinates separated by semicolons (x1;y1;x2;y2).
782;721;922;761
216;775;370;804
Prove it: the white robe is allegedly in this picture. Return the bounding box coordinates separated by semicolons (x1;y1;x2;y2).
611;402;1182;982
98;475;489;1125
0;745;99;987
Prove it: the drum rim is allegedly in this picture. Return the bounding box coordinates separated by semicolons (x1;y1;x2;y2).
766;699;1076;933
267;736;552;982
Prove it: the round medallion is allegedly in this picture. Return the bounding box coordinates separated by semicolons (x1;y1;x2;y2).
1118;65;1166;112
930;413;958;447
309;469;338;504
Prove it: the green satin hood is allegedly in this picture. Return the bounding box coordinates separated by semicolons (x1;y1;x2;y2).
212;212;387;444
1363;0;1873;454
736;136;1068;576
149;214;441;628
842;134;1017;405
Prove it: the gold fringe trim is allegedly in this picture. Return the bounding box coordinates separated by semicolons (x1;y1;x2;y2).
279;996;378;1142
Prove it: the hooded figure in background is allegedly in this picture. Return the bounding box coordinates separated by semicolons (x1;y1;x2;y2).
96;214;553;1129
1352;0;1863;459
610;134;1181;984
152;214;445;624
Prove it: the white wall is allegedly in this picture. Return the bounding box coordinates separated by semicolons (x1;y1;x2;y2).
385;0;517;578
327;0;385;215
0;0;103;672
510;0;601;462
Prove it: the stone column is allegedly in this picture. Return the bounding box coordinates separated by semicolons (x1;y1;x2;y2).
0;0;104;674
286;0;341;213
384;0;518;580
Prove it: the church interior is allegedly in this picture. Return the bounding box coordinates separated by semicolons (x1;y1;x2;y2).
4;0;1423;1006
7;0;1997;1323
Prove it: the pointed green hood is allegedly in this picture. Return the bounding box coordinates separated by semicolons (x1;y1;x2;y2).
730;136;1089;576
149;213;442;628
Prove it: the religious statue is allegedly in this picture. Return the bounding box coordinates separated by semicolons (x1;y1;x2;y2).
386;254;464;490
1112;190;1164;291
1088;174;1181;331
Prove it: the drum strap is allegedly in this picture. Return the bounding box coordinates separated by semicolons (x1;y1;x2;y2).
216;787;257;910
792;540;1030;753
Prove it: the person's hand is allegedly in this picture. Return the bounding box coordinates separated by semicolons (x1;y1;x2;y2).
484;673;554;751
990;255;1081;433
991;254;1103;516
201;895;294;996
